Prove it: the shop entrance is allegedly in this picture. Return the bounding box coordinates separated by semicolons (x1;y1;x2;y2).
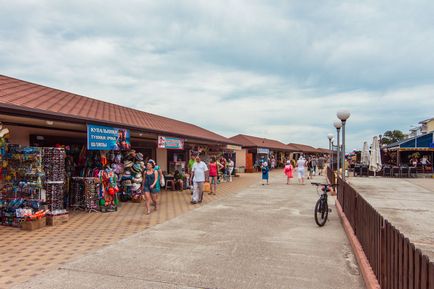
167;150;188;174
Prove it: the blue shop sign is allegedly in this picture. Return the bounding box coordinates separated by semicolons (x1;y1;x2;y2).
257;148;270;154
87;124;131;151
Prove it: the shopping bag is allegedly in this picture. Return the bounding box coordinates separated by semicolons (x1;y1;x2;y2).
203;182;211;193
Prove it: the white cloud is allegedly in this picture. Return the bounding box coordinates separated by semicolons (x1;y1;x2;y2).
0;0;433;151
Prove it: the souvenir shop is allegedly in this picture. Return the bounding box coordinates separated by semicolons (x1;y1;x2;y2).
159;134;238;175
0;122;157;230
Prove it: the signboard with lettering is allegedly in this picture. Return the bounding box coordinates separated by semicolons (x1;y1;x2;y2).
257;148;270;154
226;144;242;151
158;136;184;150
87;124;131;151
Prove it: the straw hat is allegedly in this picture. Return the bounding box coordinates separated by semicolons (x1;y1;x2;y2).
136;153;144;161
124;160;134;168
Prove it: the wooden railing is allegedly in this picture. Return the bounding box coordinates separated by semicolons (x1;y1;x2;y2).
329;171;434;289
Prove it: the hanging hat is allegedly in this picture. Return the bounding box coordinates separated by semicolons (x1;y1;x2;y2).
127;150;136;158
115;154;122;164
131;183;141;191
136;153;144;161
123;180;132;186
132;163;142;173
0;128;9;138
124;160;133;168
133;173;143;183
139;161;145;169
123;170;131;176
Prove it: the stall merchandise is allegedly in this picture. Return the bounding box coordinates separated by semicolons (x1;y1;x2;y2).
66;148;144;210
0;144;47;227
42;147;67;214
119;150;144;202
70;177;86;210
84;177;99;212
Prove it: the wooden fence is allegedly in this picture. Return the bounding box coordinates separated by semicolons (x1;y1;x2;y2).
327;168;434;289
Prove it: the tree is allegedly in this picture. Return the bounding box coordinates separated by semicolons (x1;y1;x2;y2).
381;130;406;145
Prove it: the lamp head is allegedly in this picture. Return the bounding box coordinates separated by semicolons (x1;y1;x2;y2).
333;121;342;129
337;110;351;121
327;133;334;140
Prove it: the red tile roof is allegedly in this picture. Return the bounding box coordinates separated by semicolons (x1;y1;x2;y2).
287;143;320;153
229;134;292;151
0;75;235;144
316;147;331;154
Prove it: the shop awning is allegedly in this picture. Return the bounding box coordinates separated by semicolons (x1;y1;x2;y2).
386;132;434;151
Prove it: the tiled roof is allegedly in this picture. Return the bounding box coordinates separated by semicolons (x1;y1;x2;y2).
287;143;320;153
0;75;235;144
229;134;291;151
316;147;331;154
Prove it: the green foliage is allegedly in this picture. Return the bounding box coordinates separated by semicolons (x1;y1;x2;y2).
381;130;406;145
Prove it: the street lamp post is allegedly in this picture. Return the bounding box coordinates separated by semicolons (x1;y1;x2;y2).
327;133;334;171
333;121;342;177
337;110;351;181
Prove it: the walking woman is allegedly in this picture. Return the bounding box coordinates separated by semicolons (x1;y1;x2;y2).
208;157;223;195
283;160;294;184
150;160;162;211
143;162;158;215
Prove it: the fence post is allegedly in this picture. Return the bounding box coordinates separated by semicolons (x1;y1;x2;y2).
354;191;358;236
381;220;387;288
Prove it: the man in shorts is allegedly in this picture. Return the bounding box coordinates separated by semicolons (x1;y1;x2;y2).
191;156;208;204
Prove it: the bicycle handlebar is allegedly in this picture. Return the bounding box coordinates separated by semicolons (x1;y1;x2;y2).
310;182;337;187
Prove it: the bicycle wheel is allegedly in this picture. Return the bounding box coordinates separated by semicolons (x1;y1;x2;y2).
314;198;328;227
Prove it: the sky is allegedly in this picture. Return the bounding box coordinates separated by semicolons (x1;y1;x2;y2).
1;0;434;151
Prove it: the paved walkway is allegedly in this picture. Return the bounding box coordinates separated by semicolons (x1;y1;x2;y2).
0;174;258;289
14;172;365;289
349;177;434;260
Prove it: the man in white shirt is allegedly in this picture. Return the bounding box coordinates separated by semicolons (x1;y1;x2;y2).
296;156;307;185
191;156;209;204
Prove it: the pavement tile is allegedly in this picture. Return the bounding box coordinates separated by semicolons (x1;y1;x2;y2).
12;173;365;289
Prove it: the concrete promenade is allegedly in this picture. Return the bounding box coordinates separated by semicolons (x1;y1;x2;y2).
349;177;434;261
14;172;364;289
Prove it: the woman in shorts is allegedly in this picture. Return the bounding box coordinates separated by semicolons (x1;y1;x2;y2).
208;157;223;195
143;162;158;215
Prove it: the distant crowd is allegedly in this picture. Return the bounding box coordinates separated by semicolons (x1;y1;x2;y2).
258;155;327;185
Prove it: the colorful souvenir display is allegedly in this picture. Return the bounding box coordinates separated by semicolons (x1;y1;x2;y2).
98;167;119;211
43;148;66;213
119;150;144;202
0;142;47;227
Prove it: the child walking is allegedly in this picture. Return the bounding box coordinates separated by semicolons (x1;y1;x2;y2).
261;162;269;185
283;160;294;184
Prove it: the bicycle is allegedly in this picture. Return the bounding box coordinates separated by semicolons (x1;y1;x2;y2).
311;182;337;227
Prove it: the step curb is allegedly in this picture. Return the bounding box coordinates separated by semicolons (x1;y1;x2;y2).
335;200;381;289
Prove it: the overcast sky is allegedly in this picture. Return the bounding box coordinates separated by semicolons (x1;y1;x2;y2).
1;0;434;150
